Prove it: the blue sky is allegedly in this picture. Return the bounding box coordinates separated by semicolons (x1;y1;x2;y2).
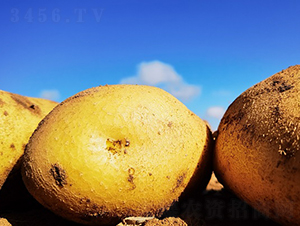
1;0;300;130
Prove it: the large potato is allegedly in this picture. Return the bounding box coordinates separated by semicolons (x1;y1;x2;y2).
214;65;300;225
0;90;57;189
22;85;213;226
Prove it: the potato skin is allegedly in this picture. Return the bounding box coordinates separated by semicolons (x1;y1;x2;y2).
0;90;57;189
214;65;300;225
22;85;213;225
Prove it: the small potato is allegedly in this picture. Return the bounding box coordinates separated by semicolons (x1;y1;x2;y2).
214;65;300;225
0;218;11;226
22;85;213;225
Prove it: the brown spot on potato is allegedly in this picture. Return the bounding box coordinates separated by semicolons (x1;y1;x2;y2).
3;111;8;116
11;94;31;108
172;172;187;192
167;122;173;127
128;174;134;183
278;83;294;92
127;167;136;190
50;163;67;187
276;161;282;168
10;143;15;149
273;105;280;115
10;94;42;115
125;139;130;147
79;197;91;205
29;104;36;109
270;79;294;93
128;167;135;175
0;98;4;106
271;80;280;86
106;138;131;155
176;174;186;187
241;123;255;136
106;139;122;154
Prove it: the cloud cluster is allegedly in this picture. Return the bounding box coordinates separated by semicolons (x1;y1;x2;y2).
40;89;60;101
206;106;226;119
120;61;201;102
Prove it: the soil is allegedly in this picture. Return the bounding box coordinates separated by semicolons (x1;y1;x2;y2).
0;173;280;226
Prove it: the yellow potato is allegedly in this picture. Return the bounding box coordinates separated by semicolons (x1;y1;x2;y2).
0;90;57;189
0;218;11;226
22;85;213;225
214;65;300;225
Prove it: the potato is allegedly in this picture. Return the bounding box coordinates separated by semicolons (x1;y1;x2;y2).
0;90;57;189
116;217;187;226
22;85;213;226
0;218;11;226
214;65;300;225
143;217;187;226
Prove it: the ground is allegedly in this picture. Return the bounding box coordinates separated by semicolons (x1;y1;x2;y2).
0;172;280;226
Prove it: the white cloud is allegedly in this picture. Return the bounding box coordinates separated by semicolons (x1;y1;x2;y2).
40;89;60;101
206;106;226;119
120;61;201;102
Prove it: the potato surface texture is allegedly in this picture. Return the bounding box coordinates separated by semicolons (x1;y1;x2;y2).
214;65;300;225
22;85;212;225
0;90;57;189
